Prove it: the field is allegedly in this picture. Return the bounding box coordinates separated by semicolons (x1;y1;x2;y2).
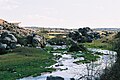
0;47;56;80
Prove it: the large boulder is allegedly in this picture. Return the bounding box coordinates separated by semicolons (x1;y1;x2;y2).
32;35;43;46
69;27;100;43
32;34;46;48
6;34;17;42
26;34;46;48
2;37;11;44
0;31;17;50
1;32;17;43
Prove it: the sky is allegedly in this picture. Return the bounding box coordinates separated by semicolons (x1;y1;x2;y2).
0;0;120;29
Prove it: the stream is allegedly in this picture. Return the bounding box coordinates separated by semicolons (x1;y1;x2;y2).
19;46;117;80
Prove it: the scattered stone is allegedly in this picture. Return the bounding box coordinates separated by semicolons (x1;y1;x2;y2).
46;76;64;80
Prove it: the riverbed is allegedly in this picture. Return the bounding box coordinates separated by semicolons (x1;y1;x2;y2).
19;46;117;80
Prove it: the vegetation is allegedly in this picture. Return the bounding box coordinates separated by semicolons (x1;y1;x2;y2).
69;43;87;52
73;51;100;64
47;38;72;45
84;39;113;50
0;25;116;80
45;46;54;52
100;32;120;80
0;47;56;80
47;38;66;45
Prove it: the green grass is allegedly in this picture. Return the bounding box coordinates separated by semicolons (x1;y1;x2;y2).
45;46;68;54
84;39;112;50
0;47;56;80
73;52;100;64
84;53;100;61
80;38;113;64
45;46;53;52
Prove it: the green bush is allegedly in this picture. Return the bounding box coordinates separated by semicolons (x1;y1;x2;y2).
69;43;87;52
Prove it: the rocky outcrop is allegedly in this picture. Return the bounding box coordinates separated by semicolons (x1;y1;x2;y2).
0;19;34;37
68;27;100;43
0;19;48;54
26;34;46;48
0;31;17;53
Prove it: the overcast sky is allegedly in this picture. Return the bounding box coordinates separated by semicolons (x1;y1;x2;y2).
0;0;120;29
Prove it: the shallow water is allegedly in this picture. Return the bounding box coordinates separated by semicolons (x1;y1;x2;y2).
19;48;117;80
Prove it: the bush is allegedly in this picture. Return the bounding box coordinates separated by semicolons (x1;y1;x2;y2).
69;43;87;52
47;38;67;45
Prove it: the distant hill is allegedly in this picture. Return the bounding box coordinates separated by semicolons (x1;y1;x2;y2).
94;28;120;31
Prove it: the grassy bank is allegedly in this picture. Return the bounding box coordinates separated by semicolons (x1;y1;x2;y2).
0;47;56;80
73;51;100;64
84;39;113;50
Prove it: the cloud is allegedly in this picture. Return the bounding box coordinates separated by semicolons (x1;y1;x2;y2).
0;0;20;10
27;14;64;23
20;14;66;27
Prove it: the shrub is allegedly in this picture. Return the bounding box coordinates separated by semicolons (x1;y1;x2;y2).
69;43;87;52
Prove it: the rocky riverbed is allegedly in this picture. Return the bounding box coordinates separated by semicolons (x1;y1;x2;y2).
19;46;117;80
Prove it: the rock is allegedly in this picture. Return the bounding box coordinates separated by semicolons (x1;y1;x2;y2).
0;31;18;52
0;43;8;54
1;32;17;49
27;34;46;48
32;37;40;47
55;63;64;67
46;76;64;80
10;43;16;49
1;31;10;38
0;43;7;50
69;27;100;43
7;34;17;42
0;26;3;30
16;44;21;47
2;37;11;44
70;78;75;80
34;35;46;48
1;32;17;43
6;45;10;50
